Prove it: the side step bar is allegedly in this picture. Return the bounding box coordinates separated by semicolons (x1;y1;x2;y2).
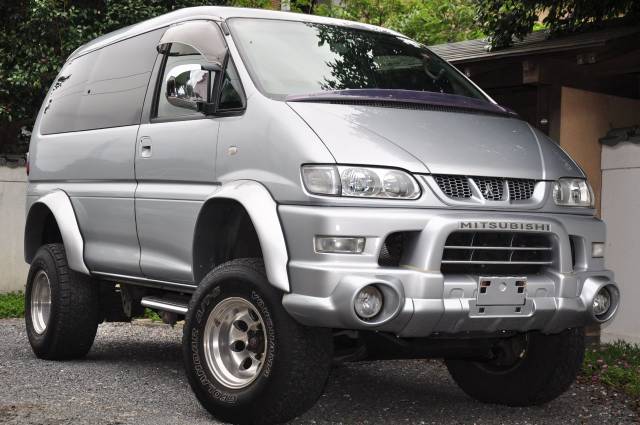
141;296;189;315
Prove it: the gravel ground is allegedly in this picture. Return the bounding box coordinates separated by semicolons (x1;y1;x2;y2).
0;319;637;425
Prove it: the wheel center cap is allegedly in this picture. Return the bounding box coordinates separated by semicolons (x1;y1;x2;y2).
248;336;260;351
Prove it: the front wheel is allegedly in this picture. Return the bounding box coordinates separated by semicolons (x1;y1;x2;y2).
183;258;333;425
445;328;585;406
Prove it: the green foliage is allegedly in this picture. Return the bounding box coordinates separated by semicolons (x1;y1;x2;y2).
475;0;538;49
583;341;640;409
232;0;271;8
388;0;483;44
0;292;25;318
476;0;640;49
315;0;405;27
143;308;162;321
315;0;482;45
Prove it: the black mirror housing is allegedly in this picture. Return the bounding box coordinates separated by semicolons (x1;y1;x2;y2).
195;64;219;116
197;52;230;116
196;100;216;115
201;63;222;72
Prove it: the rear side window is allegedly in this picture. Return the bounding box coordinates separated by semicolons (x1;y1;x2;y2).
40;29;163;134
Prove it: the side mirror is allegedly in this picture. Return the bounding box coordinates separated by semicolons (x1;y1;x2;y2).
165;63;217;112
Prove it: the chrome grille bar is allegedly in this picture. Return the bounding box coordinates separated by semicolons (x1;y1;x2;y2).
444;245;552;251
441;260;553;265
441;231;554;274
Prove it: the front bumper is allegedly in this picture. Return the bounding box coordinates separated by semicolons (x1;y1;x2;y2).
278;205;619;337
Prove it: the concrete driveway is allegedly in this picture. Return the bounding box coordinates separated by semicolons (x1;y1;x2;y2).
0;319;637;424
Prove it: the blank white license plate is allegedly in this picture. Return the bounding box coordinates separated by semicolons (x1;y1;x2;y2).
477;276;527;306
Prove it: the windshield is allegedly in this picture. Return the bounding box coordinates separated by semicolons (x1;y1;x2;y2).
228;18;486;101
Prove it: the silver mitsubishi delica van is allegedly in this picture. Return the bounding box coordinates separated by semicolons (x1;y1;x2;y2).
24;6;620;425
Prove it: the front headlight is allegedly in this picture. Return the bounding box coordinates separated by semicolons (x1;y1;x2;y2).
552;178;594;207
301;165;421;199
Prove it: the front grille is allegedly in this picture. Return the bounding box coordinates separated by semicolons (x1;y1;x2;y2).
434;175;471;199
441;231;553;274
508;179;536;201
433;175;537;201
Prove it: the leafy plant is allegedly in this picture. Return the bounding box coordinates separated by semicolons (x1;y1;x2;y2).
387;0;483;45
143;308;163;322
476;0;640;49
314;0;481;44
0;292;25;318
583;341;640;411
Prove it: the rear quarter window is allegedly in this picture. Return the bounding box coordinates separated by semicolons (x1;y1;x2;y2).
40;29;163;134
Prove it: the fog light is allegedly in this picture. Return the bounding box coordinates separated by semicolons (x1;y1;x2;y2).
315;236;365;254
592;242;605;258
593;287;611;318
354;286;383;319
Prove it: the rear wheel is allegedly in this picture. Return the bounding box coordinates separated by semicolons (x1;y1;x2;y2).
25;243;100;360
445;328;585;406
183;258;333;425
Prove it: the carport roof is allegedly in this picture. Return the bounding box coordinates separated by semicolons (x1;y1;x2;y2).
429;24;640;64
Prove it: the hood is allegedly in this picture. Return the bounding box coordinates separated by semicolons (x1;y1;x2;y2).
288;98;583;180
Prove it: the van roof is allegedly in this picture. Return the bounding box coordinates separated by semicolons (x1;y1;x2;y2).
69;6;403;61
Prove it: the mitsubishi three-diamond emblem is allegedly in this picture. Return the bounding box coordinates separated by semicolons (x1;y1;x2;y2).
483;184;494;198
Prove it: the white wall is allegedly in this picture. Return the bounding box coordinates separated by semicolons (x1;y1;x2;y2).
0;166;28;293
602;143;640;344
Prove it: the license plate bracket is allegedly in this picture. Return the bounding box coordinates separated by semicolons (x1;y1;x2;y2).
477;276;527;306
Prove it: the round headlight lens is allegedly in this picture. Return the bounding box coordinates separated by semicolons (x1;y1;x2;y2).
354;285;383;319
593;287;611;317
383;171;415;198
341;167;381;197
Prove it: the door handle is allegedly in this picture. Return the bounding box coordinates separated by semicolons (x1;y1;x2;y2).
139;137;152;158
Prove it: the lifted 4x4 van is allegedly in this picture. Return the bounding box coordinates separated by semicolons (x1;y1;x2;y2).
24;6;619;425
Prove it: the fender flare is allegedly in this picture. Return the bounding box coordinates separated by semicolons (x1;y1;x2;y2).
201;181;289;292
24;190;90;275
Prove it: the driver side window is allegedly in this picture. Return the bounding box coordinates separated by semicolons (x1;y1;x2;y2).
155;43;209;119
155;42;246;119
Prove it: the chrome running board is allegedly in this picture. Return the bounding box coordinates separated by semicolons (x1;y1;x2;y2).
141;296;189;315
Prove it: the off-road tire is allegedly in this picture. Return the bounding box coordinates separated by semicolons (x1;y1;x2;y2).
183;258;333;425
445;328;585;406
25;243;101;360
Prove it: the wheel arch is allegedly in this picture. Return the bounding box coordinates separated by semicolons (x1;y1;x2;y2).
24;190;90;275
192;181;289;292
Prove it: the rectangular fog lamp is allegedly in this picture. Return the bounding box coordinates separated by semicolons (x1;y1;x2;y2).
315;236;365;254
591;242;605;258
